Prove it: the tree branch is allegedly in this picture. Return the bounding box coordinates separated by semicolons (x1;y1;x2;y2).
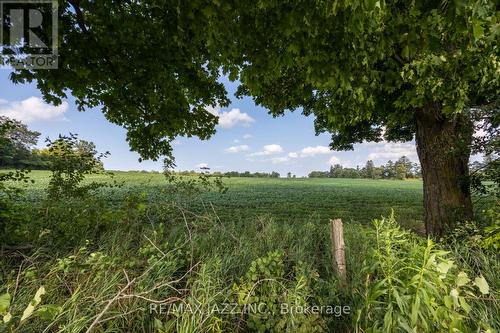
67;0;89;33
392;54;405;66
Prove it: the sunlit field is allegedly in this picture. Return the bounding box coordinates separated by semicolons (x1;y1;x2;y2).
2;170;498;332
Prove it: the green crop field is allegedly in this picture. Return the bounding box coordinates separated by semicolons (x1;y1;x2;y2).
2;170;498;332
22;170;424;226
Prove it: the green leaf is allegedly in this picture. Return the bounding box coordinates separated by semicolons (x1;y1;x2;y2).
436;260;453;275
36;305;62;321
473;23;484;40
456;272;470;287
20;286;46;322
0;293;11;315
473;276;489;295
458;297;471;314
3;312;12;324
410;295;420;326
401;45;409;59
450;289;459;307
443;295;453;309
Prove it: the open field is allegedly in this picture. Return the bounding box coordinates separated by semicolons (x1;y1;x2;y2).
23;170;425;225
1;171;498;332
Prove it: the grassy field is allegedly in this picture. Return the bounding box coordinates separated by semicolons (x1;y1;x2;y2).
1;170;498;332
23;170;425;226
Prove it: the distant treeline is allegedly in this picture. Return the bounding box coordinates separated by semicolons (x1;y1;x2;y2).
174;170;281;178
0;116;50;169
309;157;421;180
0;116;103;170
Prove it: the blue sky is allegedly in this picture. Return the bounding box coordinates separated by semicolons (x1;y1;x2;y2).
0;71;421;176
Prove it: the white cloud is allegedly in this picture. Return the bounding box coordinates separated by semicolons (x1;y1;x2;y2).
0;96;69;123
367;143;417;161
196;163;209;169
206;106;255;128
299;145;331;157
233;139;240;143
328;156;342;165
288;152;299;158
225;144;250;153
270;156;290;164
243;134;253;139
249;144;284;156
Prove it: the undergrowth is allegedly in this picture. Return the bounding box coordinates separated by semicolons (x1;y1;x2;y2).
0;179;498;332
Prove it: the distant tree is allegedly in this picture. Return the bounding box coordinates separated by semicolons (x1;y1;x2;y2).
329;164;343;178
0;117;40;168
394;162;407;180
364;160;376;179
308;171;329;178
311;157;419;180
381;161;393;179
395;156;414;179
287;172;292;179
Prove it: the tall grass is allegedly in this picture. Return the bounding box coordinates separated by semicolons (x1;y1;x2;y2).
1;178;498;332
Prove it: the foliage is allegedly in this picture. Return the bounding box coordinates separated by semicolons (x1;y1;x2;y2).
211;1;499;148
443;206;500;253
309;156;420;179
0;286;61;333
355;213;495;332
0;117;42;169
222;171;280;178
482;208;500;251
233;251;324;333
45;134;111;199
164;168;228;197
0;174;498;332
0;169;32;245
6;0;231;163
470;101;500;198
6;1;498;163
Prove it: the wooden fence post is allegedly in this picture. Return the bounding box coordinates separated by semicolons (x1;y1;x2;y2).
330;218;347;287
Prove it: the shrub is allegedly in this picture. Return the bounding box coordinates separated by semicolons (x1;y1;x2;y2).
355;213;494;332
163;169;228;197
233;251;325;333
0;169;32;245
45;134;111;199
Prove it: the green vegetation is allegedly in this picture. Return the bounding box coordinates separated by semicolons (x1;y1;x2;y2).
309;156;420;180
1;1;499;331
1;171;498;332
5;1;499;235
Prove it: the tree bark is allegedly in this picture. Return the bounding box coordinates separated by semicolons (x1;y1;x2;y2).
415;102;474;237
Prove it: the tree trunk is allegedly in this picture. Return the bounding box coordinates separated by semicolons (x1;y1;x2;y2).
415;102;474;237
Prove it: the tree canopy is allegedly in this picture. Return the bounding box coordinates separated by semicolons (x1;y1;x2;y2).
212;0;499;149
6;0;231;163
5;1;498;160
3;0;499;235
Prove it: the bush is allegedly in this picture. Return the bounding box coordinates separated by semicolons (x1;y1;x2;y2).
355;213;494;332
233;251;325;333
0;169;32;245
45;134;111;199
